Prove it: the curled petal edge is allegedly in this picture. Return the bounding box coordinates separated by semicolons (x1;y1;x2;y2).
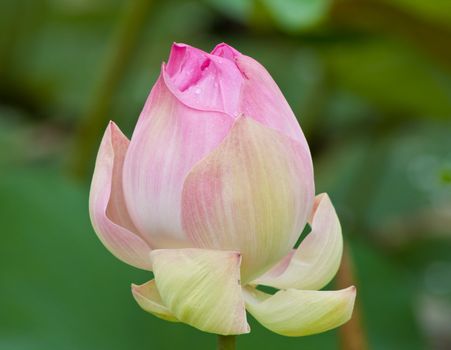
244;286;356;337
131;280;178;322
253;193;343;290
89;122;152;270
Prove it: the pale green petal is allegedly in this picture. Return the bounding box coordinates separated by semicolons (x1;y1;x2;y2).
244;286;356;337
150;248;250;335
253;193;343;290
181;116;314;283
131;280;178;322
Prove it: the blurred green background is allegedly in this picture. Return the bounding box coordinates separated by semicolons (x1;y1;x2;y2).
1;0;450;349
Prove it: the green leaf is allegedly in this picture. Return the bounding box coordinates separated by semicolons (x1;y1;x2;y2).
260;0;331;31
324;39;451;119
380;0;451;28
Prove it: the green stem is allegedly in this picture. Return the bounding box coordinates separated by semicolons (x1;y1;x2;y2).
69;0;153;181
217;335;236;350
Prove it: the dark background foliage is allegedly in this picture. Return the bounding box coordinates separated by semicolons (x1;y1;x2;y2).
0;0;450;349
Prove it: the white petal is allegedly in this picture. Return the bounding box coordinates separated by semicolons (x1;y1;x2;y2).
254;193;343;290
244;286;356;337
150;248;249;335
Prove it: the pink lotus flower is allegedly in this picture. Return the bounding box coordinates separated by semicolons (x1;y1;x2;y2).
89;43;355;336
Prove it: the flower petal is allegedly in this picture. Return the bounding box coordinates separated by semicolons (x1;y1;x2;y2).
123;77;235;249
212;43;309;146
181;116;314;283
89;122;152;270
131;280;178;322
164;43;244;116
150;248;249;335
253;193;343;290
244;286;356;337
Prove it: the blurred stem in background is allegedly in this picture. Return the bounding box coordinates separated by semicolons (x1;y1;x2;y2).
70;0;153;181
336;244;369;350
0;1;23;79
217;335;236;350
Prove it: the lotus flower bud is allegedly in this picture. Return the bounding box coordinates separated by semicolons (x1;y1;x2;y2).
89;43;355;336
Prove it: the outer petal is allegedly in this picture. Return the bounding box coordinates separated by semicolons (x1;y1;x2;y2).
253;193;343;290
123;77;235;248
150;248;249;335
181;116;314;283
131;280;178;322
89;122;152;270
212;43;309;147
244;286;356;337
